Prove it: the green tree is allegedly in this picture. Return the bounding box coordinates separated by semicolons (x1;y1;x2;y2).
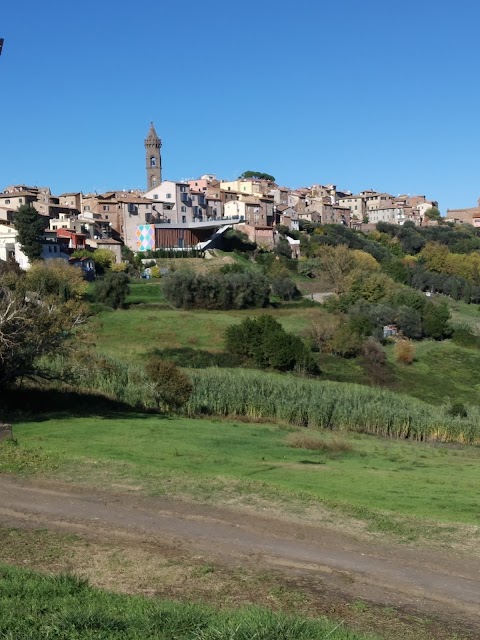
94;272;130;309
145;357;193;412
422;301;451;340
424;206;442;221
23;260;87;301
225;315;315;373
14;204;47;262
0;280;89;390
239;171;275;182
274;237;292;259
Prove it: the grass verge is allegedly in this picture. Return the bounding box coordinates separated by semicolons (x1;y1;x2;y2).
2;415;479;548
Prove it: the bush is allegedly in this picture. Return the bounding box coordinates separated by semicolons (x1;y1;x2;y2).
145;357;193;412
163;270;270;310
395;339;415;364
422;301;451;340
225;315;316;373
223;229;257;253
362;337;386;366
329;323;364;358
23;260;87;301
271;276;300;300
307;315;341;352
93;272;130;309
395;305;422;339
447;402;468;418
218;263;245;275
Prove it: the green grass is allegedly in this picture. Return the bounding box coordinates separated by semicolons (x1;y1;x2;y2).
125;281;166;305
0;564;380;639
94;306;321;361
385;340;480;405
93;294;480;408
4;415;480;539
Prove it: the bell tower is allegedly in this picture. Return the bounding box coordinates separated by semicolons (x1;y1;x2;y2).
145;122;162;190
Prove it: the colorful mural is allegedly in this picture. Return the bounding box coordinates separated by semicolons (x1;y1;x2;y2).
136;225;155;252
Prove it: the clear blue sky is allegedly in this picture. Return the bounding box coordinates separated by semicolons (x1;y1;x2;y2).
1;1;479;212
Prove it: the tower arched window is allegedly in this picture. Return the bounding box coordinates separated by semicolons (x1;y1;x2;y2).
150;156;156;167
151;176;157;187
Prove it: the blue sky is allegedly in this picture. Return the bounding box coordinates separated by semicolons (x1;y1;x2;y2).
1;0;479;212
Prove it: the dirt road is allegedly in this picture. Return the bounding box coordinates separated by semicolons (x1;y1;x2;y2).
0;476;478;633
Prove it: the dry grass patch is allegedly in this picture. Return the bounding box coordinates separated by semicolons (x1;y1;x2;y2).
285;431;353;454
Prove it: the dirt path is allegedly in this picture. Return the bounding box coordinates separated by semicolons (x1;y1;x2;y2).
1;476;479;633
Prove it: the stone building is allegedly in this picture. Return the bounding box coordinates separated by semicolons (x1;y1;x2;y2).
145;123;162;190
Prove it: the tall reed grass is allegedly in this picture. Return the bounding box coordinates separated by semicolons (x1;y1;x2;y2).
40;356;480;444
186;369;480;444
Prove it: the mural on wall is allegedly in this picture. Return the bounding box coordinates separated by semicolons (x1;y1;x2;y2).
136;225;155;252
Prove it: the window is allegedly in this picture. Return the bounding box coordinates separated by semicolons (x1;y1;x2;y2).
103;205;110;211
182;215;186;223
151;176;157;187
105;215;109;220
154;194;159;200
84;206;90;211
4;199;9;204
19;199;23;204
181;206;186;212
166;193;172;199
150;156;156;167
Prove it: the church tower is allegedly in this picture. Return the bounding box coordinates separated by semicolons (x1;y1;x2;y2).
145;122;162;190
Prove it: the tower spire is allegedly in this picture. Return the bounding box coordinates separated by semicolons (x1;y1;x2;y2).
145;123;162;190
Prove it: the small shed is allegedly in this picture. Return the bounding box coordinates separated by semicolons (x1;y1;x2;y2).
383;324;398;339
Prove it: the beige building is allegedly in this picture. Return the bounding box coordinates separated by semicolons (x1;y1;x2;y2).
446;199;480;224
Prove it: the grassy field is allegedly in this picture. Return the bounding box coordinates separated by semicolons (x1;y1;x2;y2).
3;415;480;544
385;340;480;405
95;282;480;407
95;298;321;363
0;564;380;640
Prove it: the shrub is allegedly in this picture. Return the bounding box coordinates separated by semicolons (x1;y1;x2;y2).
395;305;422;339
422;301;451;340
150;265;161;278
23;260;87;301
329;323;364;358
93;272;130;309
362;337;386;366
447;402;468;418
145;357;193;412
93;249;116;270
163;270;270;310
307;315;341;352
395;339;415;365
225;315;316;373
271;276;300;300
223;229;257;253
218;263;245;275
274;236;292;258
110;261;129;273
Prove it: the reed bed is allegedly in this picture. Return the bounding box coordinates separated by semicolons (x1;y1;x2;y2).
186;369;480;445
40;356;480;445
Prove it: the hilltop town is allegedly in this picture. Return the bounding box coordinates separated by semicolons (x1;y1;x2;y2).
1;123;463;268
